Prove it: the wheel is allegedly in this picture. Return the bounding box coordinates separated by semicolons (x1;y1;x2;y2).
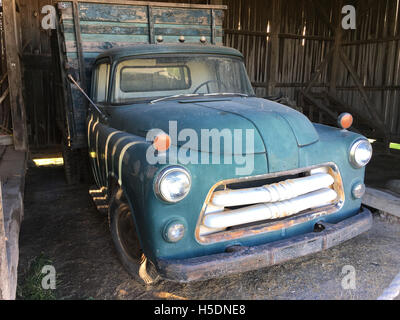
109;188;160;285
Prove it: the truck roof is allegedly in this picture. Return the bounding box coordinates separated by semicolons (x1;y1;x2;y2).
95;43;244;62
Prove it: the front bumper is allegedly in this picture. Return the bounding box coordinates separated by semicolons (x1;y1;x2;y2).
156;207;373;282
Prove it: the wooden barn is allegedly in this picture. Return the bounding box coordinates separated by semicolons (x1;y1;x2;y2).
0;0;399;300
1;0;398;152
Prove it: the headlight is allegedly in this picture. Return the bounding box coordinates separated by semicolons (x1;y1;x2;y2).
350;140;373;168
155;166;191;203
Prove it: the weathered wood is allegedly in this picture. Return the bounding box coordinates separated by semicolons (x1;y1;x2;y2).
339;50;387;132
305;48;335;94
329;0;344;94
311;0;335;34
3;0;28;151
62;22;224;38
300;90;338;120
60;3;225;26
147;5;155;44
343;36;400;46
267;0;280;96
0;88;10;105
386;180;400;195
0;182;11;300
77;3;148;23
60;0;227;10
72;1;87;90
0;73;8;87
0;135;13;146
363;187;400;218
211;9;216;44
22;54;53;70
0;146;26;300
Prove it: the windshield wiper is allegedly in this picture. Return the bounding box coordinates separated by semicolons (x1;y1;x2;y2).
150;92;249;104
150;94;200;104
204;93;249;97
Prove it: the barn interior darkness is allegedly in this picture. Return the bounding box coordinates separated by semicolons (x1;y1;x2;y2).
5;0;400;151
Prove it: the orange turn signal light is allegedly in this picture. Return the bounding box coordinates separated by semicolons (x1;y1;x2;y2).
153;134;171;152
338;113;353;130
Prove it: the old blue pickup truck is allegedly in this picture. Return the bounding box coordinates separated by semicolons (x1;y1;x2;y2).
55;1;373;284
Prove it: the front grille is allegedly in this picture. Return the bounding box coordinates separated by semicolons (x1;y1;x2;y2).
196;163;344;244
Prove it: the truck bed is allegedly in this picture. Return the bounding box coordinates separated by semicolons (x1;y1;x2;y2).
54;0;226;149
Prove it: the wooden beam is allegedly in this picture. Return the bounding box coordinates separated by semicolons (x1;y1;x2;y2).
0;88;9;105
0;73;8;87
363;188;400;219
0;182;11;300
2;0;28;151
343;36;400;46
305;48;335;94
339;49;387;134
147;5;154;44
211;9;216;45
224;29;334;42
329;0;344;94
267;0;281;96
72;1;87;90
60;0;227;10
300;90;338;120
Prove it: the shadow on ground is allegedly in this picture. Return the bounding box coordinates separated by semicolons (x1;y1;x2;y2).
18;165;400;300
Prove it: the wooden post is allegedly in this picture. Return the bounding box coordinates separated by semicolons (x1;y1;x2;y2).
329;0;343;94
147;5;155;44
267;0;281;96
2;0;28;151
0;182;11;300
72;1;87;90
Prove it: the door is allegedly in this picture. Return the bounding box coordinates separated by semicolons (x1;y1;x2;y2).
89;60;111;188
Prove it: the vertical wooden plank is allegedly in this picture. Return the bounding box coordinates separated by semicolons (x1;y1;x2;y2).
0;182;11;300
211;9;216;44
267;0;280;95
329;0;343;94
3;0;28;151
147;5;154;44
72;0;87;89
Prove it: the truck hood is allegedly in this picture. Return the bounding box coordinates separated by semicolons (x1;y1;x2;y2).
110;97;319;172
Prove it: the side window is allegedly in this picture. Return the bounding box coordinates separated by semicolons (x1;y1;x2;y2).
93;63;110;103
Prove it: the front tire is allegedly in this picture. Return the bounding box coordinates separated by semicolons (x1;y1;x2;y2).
109;188;159;285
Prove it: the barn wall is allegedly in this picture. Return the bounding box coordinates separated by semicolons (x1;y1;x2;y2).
19;0;59;148
224;0;400;142
0;9;12;138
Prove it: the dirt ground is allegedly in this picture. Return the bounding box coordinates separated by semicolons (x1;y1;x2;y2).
18;161;400;300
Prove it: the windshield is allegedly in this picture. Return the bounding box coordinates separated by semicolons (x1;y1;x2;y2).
112;55;254;104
